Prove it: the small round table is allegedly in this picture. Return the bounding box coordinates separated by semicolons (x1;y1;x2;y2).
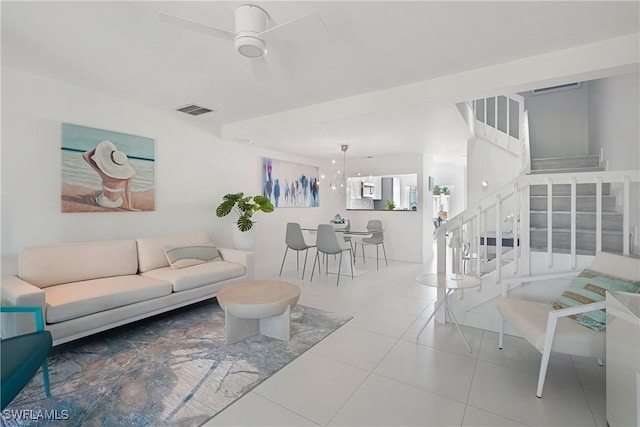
415;273;482;352
217;280;301;345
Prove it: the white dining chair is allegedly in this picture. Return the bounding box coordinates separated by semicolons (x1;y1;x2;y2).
342;219;355;260
353;219;387;270
279;222;316;280
311;224;353;286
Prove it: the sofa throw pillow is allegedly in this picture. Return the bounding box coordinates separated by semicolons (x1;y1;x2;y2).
164;243;222;269
552;269;640;331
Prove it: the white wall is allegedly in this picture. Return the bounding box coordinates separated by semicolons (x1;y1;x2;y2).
466;137;522;209
587;71;640;253
522;84;589;159
587;72;640;171
0;68;345;272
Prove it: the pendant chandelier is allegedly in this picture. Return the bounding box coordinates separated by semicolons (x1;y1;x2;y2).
330;144;348;194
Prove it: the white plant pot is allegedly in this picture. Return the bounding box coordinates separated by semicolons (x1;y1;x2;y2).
232;226;256;251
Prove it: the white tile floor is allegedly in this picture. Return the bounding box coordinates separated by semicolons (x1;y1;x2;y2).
205;256;606;427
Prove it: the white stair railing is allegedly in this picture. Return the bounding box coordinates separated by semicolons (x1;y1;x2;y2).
459;94;530;173
436;169;640;283
471;94;526;161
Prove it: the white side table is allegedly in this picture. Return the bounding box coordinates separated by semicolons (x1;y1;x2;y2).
415;273;481;352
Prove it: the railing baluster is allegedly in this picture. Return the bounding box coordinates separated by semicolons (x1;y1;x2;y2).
547;178;553;268
496;193;502;284
476;206;482;276
518;97;524;140
483;98;487;126
570;177;577;270
506;96;510;150
483;209;488;266
520;182;531;277
506;96;511;150
437;231;446;274
623;176;630;256
596;177;602;253
494;96;498;143
513;181;519;276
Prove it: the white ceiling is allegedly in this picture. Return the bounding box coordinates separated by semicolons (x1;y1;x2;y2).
2;1;639;162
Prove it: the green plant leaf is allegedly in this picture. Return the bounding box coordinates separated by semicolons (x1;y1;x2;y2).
237;216;254;232
237;197;253;214
216;199;235;217
253;195;274;213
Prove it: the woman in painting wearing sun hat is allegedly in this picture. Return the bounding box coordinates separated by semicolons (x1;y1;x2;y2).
82;140;137;210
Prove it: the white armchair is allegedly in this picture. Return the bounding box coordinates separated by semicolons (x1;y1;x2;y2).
498;251;640;398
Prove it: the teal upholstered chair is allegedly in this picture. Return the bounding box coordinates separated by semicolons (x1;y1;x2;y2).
1;306;52;409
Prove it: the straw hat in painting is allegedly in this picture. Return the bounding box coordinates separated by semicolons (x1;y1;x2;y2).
91;140;136;179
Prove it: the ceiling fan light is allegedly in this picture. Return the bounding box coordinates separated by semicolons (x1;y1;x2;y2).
235;36;266;59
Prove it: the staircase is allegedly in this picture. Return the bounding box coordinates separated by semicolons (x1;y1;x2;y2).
528;154;626;255
440;95;639;332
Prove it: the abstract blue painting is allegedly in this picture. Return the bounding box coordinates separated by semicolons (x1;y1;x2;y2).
262;157;320;208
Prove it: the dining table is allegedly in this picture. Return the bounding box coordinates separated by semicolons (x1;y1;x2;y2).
301;225;381;236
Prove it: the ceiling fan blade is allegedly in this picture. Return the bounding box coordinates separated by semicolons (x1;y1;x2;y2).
158;11;235;42
260;12;326;42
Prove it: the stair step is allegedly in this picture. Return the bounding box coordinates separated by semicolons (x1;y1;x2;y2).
530;228;626;253
529;166;605;174
530;227;624;235
530;211;623;231
531;155;601;171
530;183;611;196
530;195;617;212
530;247;627;256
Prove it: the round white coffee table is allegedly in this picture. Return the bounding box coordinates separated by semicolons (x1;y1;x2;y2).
415;273;482;352
217;280;301;344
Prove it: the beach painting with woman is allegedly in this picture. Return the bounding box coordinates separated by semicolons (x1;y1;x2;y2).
262;157;320;208
61;123;155;212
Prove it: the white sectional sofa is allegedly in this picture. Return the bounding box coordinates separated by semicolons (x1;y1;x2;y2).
1;232;253;345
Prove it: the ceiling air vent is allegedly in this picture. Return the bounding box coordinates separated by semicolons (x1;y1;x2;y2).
531;82;582;96
176;104;215;116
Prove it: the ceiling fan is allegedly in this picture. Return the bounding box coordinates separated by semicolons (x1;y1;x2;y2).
158;4;326;60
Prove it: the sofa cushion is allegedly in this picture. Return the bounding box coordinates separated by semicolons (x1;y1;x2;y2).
137;233;212;273
141;261;245;292
552;269;640;331
44;276;172;324
164;243;221;269
19;240;138;288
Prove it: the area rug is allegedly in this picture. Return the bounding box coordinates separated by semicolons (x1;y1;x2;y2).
2;299;351;426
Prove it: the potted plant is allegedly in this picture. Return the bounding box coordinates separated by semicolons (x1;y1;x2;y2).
384;199;396;210
433;185;450;195
216;192;274;232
